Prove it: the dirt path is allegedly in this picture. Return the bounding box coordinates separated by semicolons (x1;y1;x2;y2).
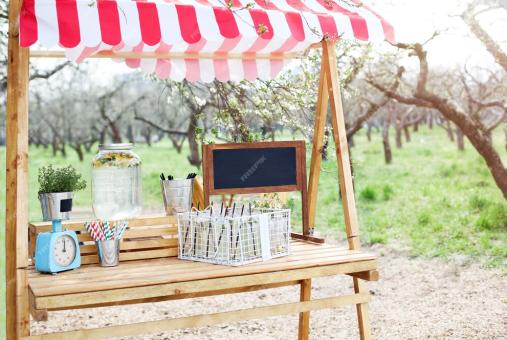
31;243;506;339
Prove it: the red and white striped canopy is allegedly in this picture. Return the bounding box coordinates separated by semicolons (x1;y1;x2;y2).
20;0;395;82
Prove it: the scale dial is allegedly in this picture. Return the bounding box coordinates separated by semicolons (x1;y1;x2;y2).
52;234;77;267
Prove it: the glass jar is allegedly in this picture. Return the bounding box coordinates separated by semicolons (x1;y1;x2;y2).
92;143;142;220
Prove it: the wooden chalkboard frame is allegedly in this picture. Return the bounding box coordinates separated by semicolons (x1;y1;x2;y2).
202;141;310;235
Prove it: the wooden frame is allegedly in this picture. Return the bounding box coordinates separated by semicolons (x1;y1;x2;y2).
6;3;374;337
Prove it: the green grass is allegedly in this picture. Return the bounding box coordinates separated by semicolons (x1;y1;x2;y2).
1;127;507;337
311;127;507;268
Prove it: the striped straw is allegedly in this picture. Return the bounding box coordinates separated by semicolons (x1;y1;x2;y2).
103;221;114;240
86;221;106;241
115;221;128;239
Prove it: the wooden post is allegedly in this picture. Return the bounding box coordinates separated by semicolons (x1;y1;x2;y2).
307;55;329;231
298;279;312;340
322;40;372;340
322;40;360;251
6;0;31;338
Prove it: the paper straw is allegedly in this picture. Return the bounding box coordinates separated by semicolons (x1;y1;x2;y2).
103;221;114;240
115;221;128;239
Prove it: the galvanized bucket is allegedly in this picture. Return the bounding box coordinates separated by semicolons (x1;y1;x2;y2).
38;192;73;221
96;239;120;267
161;178;194;215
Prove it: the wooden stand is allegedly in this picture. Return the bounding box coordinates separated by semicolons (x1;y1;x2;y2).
6;4;375;336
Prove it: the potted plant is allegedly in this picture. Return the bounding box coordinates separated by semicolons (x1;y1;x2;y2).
38;165;87;221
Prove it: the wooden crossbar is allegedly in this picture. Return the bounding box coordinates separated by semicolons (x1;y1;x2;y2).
29;50;302;60
24;293;369;340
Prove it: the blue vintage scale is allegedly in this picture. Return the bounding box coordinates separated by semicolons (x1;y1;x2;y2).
35;193;81;273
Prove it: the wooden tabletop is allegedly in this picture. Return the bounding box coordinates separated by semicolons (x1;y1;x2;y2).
29;240;376;298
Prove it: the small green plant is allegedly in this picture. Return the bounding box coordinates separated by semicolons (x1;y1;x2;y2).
382;184;394;201
476;203;507;230
417;211;432;225
359;186;377;202
469;194;490;211
38;165;87;194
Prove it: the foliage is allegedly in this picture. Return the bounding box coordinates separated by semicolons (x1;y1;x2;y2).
37;165;87;194
359;186;377;202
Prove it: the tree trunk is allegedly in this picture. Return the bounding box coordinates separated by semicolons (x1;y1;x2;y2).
51;136;58;156
417;91;507;198
126;125;134;143
382;117;392;164
60;143;67;157
504;121;507;152
229;108;250;142
321;129;329;161
366;123;372;142
110;123;122;143
456;128;465;151
142;127;152;146
72;144;84;162
187;111;201;168
99;129;106;145
395;115;403;149
403;125;411;142
446;121;455;142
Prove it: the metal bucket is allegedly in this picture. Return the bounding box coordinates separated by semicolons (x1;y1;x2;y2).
38;192;73;221
161;178;194;215
96;239;120;267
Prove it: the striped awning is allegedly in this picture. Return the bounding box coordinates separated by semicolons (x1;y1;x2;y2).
20;0;395;82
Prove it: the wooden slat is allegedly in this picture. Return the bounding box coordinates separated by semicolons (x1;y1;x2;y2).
25;294;369;339
29;215;177;230
80;248;179;265
120;238;178;250
29;50;302;60
28;244;365;283
31;253;375;296
122;226;177;238
78;238;178;255
38;281;302;312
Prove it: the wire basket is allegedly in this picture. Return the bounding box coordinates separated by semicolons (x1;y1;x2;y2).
177;208;290;266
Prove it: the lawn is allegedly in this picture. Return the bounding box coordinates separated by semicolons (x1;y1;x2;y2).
1;126;506;337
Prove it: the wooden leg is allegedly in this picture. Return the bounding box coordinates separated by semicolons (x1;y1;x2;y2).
6;0;30;339
298;279;312;340
16;269;31;338
353;278;372;340
307;57;329;231
322;40;373;339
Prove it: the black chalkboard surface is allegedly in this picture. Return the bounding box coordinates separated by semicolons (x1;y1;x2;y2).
213;147;297;190
202;141;306;196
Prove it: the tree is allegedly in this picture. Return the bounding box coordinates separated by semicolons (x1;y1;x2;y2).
368;41;507;198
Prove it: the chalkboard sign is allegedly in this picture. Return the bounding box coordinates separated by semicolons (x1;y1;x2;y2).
202;141;306;196
212;147;297;190
202;140;310;238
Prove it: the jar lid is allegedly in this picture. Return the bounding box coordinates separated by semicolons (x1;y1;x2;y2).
99;143;133;151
